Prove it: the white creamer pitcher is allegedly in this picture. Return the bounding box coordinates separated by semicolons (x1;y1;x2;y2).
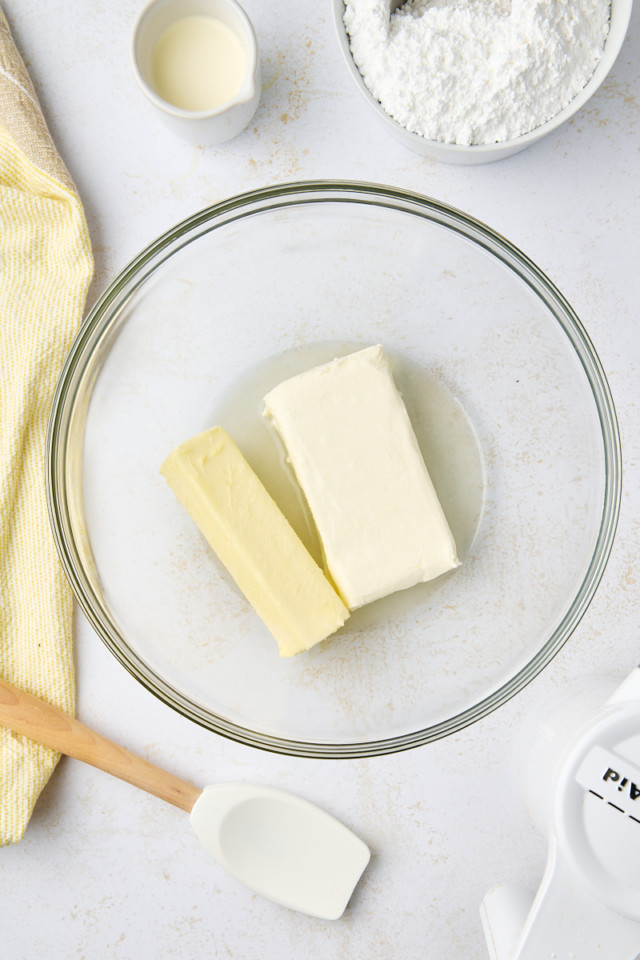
131;0;261;146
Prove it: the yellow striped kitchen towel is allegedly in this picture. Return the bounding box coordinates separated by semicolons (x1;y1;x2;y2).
0;8;93;844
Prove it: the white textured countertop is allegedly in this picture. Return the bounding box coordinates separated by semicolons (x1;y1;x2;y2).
3;2;640;958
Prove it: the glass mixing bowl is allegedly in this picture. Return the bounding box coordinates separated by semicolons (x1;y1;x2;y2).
47;182;620;757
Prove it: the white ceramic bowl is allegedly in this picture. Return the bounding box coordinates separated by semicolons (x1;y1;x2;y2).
333;0;633;164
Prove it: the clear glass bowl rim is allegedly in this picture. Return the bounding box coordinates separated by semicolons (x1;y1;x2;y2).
46;180;622;758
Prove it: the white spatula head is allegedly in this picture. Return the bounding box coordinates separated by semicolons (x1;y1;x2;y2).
190;783;370;919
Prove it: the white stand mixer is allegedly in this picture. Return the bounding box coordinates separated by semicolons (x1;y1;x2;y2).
480;667;640;960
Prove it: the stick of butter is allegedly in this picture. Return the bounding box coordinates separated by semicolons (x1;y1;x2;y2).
161;427;349;657
263;345;459;609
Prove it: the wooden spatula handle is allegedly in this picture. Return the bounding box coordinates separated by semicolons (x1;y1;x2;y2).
0;678;201;813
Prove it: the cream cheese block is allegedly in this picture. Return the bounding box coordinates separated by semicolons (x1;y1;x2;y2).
263;345;459;609
161;427;349;657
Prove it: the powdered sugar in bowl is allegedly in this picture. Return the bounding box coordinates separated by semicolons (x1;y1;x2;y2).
333;0;633;164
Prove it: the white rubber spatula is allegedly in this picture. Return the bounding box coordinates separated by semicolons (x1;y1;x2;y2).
0;678;369;919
